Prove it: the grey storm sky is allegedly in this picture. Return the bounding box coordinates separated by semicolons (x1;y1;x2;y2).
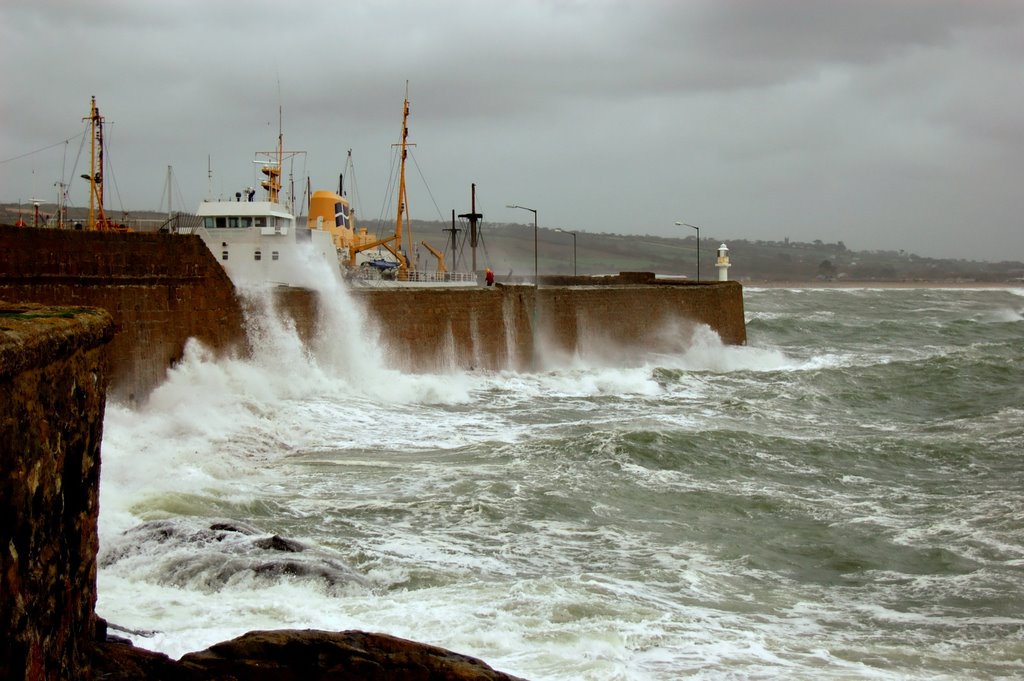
2;0;1022;261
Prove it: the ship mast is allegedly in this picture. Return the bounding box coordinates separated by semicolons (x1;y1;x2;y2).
393;82;414;274
255;107;306;209
78;97;131;231
81;96;110;231
259;105;284;204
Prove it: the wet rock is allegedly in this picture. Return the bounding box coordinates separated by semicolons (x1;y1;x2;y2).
253;534;305;553
102;519;368;590
92;629;528;681
209;521;259;535
93;638;199;681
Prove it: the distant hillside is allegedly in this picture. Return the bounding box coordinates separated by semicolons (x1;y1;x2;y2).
364;218;1024;284
3;202;1021;283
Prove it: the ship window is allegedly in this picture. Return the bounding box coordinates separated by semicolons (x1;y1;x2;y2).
204;217;215;229
272;251;279;261
254;217;267;227
266;217;276;227
228;217;240;228
221;251;229;260
215;217;227;228
240;217;252;228
254;250;262;261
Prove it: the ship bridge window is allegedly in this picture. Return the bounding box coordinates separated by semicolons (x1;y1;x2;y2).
204;217;216;229
215;217;227;228
254;250;262;261
228;217;240;228
254;217;267;227
240;217;252;228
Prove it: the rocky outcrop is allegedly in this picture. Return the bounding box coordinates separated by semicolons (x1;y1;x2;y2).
0;302;114;680
93;629;526;680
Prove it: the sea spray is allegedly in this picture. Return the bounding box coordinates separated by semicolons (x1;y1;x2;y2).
501;290;521;369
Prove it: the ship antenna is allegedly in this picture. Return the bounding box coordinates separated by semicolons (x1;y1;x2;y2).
277;75;284;207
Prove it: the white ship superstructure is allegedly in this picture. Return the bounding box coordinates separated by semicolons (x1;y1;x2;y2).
195;198;338;288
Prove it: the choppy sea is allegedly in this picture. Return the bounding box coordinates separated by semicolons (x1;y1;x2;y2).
97;284;1024;680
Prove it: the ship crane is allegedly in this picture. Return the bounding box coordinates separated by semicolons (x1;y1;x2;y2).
350;234;408;270
421;240;447;274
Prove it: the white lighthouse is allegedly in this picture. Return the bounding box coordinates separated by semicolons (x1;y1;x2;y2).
716;243;731;281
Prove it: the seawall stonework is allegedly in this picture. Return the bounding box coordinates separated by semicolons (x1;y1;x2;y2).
343;280;746;372
1;302;114;680
1;227;746;400
0;226;245;402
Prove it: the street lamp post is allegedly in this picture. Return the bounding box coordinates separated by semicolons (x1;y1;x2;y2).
675;221;700;282
554;228;577;276
507;204;538;286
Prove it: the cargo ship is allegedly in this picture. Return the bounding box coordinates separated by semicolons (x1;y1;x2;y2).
195;90;475;288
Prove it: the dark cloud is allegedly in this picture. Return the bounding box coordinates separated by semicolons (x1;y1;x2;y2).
2;0;1022;261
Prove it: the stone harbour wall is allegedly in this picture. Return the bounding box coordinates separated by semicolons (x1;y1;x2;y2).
0;302;114;680
0;226;245;403
0;227;746;402
341;278;746;372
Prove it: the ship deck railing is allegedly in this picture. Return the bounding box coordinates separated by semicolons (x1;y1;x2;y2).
349;268;478;285
402;270;477;284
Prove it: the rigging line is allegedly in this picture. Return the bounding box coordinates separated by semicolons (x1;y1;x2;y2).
409;151;445;222
60;140;68;189
376;145;400;238
55;139;71;219
172;171;188;215
299;153;308;213
453;223;468;270
479;226;491;269
346;152;364;221
103;122;127;214
0;129;87;165
157;176;168;214
69;128;87;202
